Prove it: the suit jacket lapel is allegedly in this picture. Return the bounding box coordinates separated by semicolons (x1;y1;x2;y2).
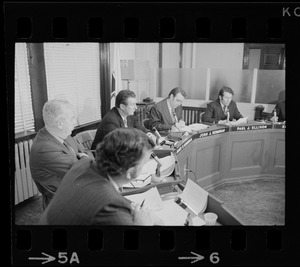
41;127;75;156
163;99;174;124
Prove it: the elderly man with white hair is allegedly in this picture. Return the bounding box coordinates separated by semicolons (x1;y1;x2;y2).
30;99;94;209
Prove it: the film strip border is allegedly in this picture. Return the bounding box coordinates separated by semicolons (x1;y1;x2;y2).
14;226;285;265
6;1;299;266
4;2;300;42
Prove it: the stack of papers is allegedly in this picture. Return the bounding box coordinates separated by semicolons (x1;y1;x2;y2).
124;178;208;226
172;123;209;134
123;153;176;188
229;117;248;126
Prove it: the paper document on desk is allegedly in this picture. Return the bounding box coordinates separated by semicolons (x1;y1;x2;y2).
179;178;208;215
124;187;163;211
187;123;209;132
125;187;188;225
159;153;176;177
154;199;189;225
123;159;157;188
230;117;248;126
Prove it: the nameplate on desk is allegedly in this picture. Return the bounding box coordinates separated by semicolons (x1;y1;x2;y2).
274;123;286;129
230;124;272;132
192;127;229;140
175;138;193;155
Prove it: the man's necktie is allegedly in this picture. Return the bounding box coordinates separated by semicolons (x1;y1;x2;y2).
171;109;178;123
63;141;77;158
123;118;128;128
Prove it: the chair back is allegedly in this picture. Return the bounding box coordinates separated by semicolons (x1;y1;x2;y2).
33;181;55;210
143;118;151;130
75;129;97;150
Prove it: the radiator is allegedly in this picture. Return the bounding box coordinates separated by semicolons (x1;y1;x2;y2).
15;139;39;205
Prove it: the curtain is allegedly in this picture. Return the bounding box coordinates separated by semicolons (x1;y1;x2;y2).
44;43;101;125
14;43;35;134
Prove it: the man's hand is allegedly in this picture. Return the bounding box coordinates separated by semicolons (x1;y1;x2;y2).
132;203;164;225
77;152;89;159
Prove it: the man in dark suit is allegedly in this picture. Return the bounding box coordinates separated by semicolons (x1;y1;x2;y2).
149;87;187;132
30;99;94;209
271;100;285;122
39;128;163;225
91;90;142;150
202;86;243;124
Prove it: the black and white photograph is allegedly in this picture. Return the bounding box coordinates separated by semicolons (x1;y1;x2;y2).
14;42;285;227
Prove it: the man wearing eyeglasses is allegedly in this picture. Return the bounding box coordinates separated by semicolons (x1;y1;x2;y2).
202;86;243;124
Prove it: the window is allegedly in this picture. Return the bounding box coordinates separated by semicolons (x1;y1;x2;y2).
14;43;35;134
44;43;101;125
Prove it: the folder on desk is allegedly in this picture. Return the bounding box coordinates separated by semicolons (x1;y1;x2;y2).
176;178;208;215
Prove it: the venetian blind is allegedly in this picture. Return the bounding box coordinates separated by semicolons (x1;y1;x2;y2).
14;43;35;134
44;43;101;126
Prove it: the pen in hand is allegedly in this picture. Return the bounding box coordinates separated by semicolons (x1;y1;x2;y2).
140;199;145;208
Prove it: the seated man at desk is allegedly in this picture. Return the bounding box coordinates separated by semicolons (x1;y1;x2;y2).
202;86;243;124
270;100;285;122
91;90;145;150
39;128;163;225
149;87;187;132
30;99;94;209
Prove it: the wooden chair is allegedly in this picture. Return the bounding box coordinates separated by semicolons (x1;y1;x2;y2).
74;129;97;150
142;118;151;131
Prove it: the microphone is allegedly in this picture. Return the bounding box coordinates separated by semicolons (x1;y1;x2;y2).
152;126;165;146
151;152;163;177
152;126;161;138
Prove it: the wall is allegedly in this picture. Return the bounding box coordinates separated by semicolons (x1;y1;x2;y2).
195;43;244;69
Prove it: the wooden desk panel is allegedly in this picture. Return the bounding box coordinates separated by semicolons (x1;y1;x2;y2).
224;131;271;179
267;130;285;175
172;124;285;189
192;134;228;189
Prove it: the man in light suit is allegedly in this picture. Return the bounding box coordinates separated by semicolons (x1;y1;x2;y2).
30;99;93;209
202;86;243;124
91;90;142;150
39;128;163;225
149;87;187;132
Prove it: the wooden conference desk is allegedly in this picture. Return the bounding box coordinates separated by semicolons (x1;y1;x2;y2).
171;121;285;190
122;121;285;226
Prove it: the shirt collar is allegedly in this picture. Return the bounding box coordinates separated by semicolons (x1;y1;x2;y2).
45;126;65;144
117;107;127;121
167;98;174;113
108;175;121;192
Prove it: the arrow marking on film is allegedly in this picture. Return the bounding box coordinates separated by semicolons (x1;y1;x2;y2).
178;251;204;264
29;252;56;264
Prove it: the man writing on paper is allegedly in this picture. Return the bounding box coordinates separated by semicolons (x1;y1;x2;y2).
149;87;187;133
202;86;244;125
39;128;163;225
